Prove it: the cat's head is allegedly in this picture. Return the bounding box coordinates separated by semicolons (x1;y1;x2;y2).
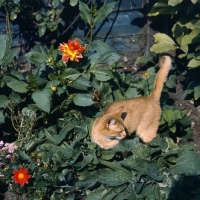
91;106;126;149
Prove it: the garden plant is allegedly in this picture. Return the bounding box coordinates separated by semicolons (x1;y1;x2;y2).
0;0;200;199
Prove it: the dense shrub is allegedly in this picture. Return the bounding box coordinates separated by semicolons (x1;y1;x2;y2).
0;0;200;199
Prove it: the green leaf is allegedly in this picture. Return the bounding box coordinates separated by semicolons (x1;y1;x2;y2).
113;89;124;100
94;2;117;24
70;0;78;6
166;75;176;88
81;154;93;169
44;128;57;144
38;26;46;37
63;68;80;80
73;93;95;106
92;41;111;53
3;74;28;93
0;95;8;108
102;185;127;200
188;58;200;68
0;35;7;60
169;125;176;133
125;87;140;99
25;52;47;65
191;0;198;3
170;151;200;175
150;33;177;53
86;186;109;200
91;69;114;81
135;55;153;64
54;122;75;145
168;0;183;6
69;76;91;90
9;92;21;103
194;85;200;100
52;0;59;8
32;89;51;112
0;110;4;123
98;168;133;186
185;81;196;94
33;44;47;55
1;49;18;66
79;1;92;24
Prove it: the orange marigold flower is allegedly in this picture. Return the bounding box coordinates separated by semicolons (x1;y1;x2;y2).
58;39;85;62
12;166;31;186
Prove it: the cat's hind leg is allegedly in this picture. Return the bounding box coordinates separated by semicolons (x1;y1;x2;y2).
136;118;159;143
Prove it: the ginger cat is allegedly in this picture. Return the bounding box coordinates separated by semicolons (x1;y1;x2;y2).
91;56;172;149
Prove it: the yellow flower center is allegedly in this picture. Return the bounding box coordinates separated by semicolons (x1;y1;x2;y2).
18;173;24;179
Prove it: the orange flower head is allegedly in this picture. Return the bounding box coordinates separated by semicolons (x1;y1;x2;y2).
12;166;31;186
58;39;85;62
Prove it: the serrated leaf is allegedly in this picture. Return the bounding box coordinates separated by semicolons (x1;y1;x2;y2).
113;89;124;100
86;186;108;200
125;87;140;99
63;68;80;80
1;49;18;66
170;151;200;175
73;93;95;106
69;76;91;90
150;33;177;53
0;110;5;123
32;89;51;112
3;74;28;93
0;95;8;108
79;1;92;24
150;43;177;53
94;2;117;24
102;185;127;200
25;51;47;65
135;56;153;64
92;41;111;53
9;92;21;103
98;168;133;186
0;35;7;60
33;44;48;55
92;69;113;81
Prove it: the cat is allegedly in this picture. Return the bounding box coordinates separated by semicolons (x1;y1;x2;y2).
91;56;172;149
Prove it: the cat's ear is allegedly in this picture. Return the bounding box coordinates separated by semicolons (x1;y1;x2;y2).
106;118;116;128
113;106;124;117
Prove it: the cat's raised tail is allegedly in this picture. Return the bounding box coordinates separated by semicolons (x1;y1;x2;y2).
150;56;172;101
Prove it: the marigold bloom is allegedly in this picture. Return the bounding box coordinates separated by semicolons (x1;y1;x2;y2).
12;166;31;186
58;39;85;62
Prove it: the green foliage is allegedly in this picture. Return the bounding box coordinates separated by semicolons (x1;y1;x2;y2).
0;0;199;199
0;35;18;67
149;0;200;100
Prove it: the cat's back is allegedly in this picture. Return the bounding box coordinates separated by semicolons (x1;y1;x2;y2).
104;96;148;114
